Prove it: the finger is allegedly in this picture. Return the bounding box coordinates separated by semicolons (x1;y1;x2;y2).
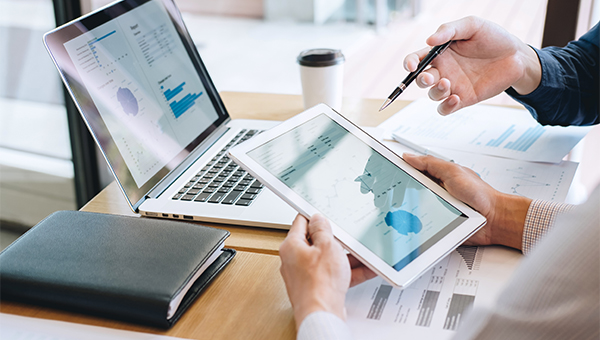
403;153;456;181
307;213;333;247
417;68;440;88
279;214;310;259
404;47;430;72
350;266;378;287
437;94;461;115
426;16;484;46
348;254;363;268
428;78;452;101
286;214;310;244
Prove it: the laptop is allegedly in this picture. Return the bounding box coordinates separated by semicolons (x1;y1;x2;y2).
44;0;296;229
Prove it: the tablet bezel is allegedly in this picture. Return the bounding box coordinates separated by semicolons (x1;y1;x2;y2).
229;103;486;288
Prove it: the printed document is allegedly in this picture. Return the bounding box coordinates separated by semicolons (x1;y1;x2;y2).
378;99;592;163
346;246;522;339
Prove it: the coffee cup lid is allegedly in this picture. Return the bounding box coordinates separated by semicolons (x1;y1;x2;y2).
297;49;345;67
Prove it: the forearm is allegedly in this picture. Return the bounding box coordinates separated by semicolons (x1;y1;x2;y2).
506;24;599;126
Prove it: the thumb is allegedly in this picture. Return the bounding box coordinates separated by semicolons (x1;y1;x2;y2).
403;153;454;183
307;213;334;246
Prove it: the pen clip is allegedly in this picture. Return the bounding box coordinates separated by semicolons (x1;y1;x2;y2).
437;41;452;55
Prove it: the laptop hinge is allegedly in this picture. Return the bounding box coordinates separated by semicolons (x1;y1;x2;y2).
145;121;231;200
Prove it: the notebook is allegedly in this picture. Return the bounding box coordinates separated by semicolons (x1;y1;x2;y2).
43;0;296;228
0;210;235;328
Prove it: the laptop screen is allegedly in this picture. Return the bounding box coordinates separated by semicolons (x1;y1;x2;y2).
44;0;229;209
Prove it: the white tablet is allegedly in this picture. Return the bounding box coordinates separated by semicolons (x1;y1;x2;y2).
229;104;486;288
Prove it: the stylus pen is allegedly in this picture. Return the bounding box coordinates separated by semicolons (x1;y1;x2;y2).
392;133;454;163
379;41;452;112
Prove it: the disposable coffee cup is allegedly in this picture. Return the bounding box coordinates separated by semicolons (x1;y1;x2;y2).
297;49;345;111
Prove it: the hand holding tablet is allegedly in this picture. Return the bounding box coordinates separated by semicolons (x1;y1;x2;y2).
229;104;486;288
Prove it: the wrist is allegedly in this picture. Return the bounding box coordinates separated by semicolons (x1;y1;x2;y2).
488;193;532;250
293;296;346;331
511;44;542;95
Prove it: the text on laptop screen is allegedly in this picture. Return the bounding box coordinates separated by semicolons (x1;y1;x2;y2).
63;0;218;188
247;114;467;271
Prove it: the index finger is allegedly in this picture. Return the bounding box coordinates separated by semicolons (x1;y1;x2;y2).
427;16;484;46
404;47;430;72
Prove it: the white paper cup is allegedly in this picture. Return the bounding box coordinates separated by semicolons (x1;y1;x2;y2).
297;49;345;111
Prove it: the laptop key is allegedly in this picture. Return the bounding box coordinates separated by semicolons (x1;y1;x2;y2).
172;194;182;200
250;180;263;188
238;179;252;186
194;192;211;202
187;189;201;195
245;187;261;195
181;194;195;201
221;191;243;205
208;192;226;203
241;193;256;200
235;199;252;206
192;184;205;190
218;187;231;194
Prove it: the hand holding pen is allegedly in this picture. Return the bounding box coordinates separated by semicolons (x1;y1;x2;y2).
379;40;452;111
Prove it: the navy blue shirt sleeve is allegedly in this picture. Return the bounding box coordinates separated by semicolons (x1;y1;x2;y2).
505;23;599;126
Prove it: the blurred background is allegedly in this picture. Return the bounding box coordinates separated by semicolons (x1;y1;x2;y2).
1;0;599;247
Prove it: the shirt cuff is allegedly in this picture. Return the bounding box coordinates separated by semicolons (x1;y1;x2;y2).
297;311;353;340
522;200;573;254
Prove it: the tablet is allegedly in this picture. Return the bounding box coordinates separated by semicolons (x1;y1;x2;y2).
229;104;486;288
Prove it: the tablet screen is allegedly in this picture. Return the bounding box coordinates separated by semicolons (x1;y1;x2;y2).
247;113;467;271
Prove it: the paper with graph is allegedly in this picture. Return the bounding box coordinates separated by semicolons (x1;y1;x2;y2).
378;99;592;163
345;245;522;339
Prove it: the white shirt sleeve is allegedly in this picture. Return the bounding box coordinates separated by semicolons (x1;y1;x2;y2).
453;186;599;339
297;311;353;340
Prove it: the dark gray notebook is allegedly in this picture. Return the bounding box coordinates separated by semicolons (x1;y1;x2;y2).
0;210;235;328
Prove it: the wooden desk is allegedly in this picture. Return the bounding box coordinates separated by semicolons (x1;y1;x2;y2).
0;92;409;339
80;92;410;255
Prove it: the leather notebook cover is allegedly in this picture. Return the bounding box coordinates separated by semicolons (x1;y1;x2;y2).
0;211;235;328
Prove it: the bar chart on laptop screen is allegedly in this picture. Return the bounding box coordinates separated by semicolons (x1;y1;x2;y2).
159;80;203;119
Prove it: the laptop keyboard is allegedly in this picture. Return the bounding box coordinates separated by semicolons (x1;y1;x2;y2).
171;129;264;206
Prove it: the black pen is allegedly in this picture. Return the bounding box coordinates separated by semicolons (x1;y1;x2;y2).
379;40;452;111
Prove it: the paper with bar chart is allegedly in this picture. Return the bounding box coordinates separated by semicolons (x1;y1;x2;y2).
378;99;592;163
345;245;522;339
63;0;218;187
